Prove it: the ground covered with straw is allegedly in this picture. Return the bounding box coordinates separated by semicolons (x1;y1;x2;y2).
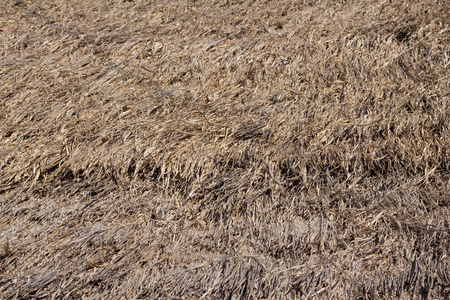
1;0;449;298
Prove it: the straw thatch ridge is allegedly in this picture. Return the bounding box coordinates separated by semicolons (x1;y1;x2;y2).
1;0;449;298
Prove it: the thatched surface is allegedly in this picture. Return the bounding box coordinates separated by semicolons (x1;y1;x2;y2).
1;0;449;298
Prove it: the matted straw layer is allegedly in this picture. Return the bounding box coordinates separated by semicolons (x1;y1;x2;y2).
1;0;449;298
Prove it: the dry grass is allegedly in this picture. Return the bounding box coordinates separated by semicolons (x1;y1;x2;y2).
0;0;449;298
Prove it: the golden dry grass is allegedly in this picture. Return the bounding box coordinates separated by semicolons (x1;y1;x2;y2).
0;0;449;298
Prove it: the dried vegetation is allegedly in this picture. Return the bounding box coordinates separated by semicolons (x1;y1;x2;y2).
0;0;449;298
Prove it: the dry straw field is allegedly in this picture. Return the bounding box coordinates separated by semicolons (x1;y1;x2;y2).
1;0;449;298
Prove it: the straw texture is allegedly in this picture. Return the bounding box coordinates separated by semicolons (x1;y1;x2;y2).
1;0;449;298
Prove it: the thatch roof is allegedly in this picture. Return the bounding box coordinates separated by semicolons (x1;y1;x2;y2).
1;0;449;298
